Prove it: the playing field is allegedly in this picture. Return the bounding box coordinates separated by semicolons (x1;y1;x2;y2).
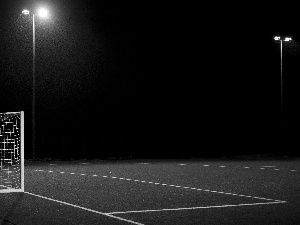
0;157;299;224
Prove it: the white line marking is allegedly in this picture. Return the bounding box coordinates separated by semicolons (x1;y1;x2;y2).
290;170;297;172
262;166;277;167
92;175;98;177
108;201;287;215
60;172;65;174
274;169;280;171
34;170;285;202
219;166;226;168
80;174;86;176
137;174;275;200
203;165;210;167
24;192;144;225
243;167;250;169
48;164;57;166
261;197;275;201
178;164;187;166
48;171;53;173
242;195;253;198
138;163;150;164
102;176;108;178
260;168;265;170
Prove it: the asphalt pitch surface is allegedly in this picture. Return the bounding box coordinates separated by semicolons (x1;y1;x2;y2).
0;157;300;224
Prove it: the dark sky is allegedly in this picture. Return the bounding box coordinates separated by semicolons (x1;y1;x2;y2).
1;1;300;157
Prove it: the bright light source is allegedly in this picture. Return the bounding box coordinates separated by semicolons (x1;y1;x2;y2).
284;37;292;42
22;10;30;15
38;8;48;18
274;36;281;40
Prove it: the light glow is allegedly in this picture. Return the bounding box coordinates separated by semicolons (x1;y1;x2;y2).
274;36;280;40
38;8;48;18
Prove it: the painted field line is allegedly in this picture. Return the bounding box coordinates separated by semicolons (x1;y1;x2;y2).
108;201;287;215
24;191;144;225
33;170;285;202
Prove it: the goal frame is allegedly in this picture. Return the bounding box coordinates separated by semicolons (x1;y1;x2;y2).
0;111;24;193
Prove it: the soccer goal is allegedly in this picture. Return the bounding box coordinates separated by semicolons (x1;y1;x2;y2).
0;111;24;193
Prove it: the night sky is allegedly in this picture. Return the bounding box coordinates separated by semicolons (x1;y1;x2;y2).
1;1;300;159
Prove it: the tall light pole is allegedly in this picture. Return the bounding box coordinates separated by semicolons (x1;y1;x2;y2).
22;8;49;160
274;36;292;127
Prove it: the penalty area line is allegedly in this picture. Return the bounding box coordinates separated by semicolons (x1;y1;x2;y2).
107;201;287;215
24;191;144;225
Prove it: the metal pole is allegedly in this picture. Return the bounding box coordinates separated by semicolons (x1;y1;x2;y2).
280;40;283;127
32;14;36;160
82;137;85;159
20;111;25;191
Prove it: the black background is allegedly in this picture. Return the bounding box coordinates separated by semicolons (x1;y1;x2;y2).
1;1;299;159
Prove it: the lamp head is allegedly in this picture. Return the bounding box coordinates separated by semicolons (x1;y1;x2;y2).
274;36;281;41
284;37;292;42
22;10;30;15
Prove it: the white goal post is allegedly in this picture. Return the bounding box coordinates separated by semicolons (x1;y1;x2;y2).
0;111;24;193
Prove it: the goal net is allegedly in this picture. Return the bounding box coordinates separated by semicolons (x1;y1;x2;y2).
0;111;24;193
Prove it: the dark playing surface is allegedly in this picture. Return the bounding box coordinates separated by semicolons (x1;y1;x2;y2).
0;158;300;224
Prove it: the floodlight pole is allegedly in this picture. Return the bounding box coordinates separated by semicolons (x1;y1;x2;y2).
280;39;283;125
274;36;291;128
32;14;36;160
23;9;48;159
